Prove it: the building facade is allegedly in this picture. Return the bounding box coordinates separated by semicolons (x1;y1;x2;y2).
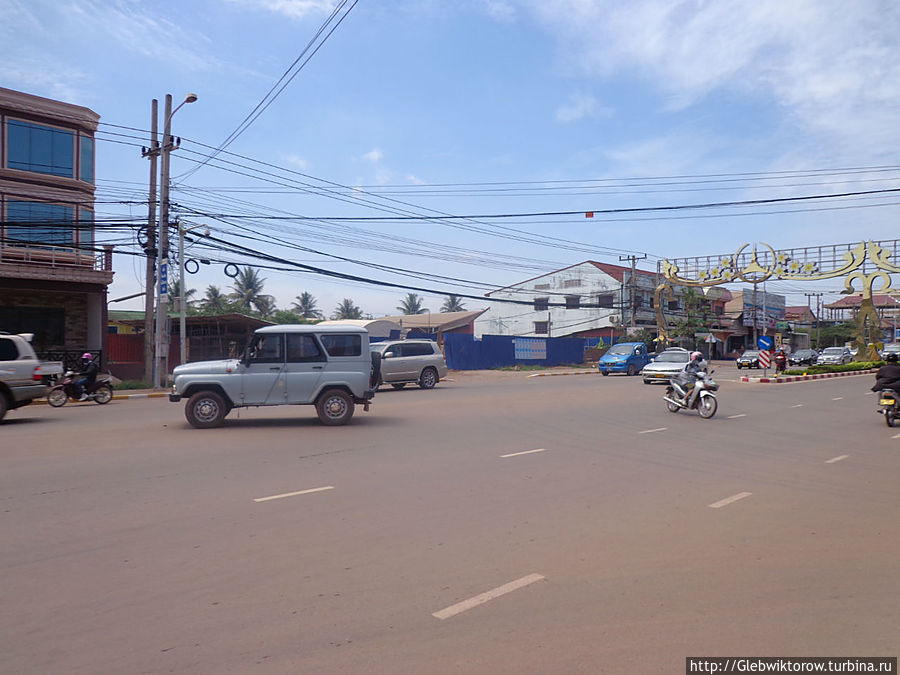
474;261;728;346
0;87;112;367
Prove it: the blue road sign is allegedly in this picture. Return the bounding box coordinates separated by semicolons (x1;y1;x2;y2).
757;336;774;350
159;260;168;295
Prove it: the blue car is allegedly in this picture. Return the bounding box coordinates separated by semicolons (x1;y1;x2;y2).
597;342;653;376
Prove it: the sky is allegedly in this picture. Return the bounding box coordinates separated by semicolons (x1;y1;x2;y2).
4;0;900;318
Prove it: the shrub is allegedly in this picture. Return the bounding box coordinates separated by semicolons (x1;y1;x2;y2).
113;380;153;390
783;361;883;376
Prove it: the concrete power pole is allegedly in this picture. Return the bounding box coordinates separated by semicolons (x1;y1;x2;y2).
619;254;647;331
805;292;824;349
142;99;159;384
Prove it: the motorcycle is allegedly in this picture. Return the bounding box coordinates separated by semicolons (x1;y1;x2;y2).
774;352;787;374
47;371;114;407
877;388;898;427
664;370;719;418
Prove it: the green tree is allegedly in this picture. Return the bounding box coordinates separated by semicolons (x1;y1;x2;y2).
199;285;229;313
441;294;466;312
253;295;277;318
271;309;308;324
397;293;427;315
169;277;197;314
670;287;704;345
230;267;267;312
291;291;324;319
332;298;363;320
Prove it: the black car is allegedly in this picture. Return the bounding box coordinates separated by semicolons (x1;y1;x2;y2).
789;348;818;366
736;350;761;369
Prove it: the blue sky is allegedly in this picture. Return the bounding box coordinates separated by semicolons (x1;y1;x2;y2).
4;0;900;316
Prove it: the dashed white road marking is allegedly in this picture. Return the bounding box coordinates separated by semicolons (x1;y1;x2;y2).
832;397;844;401
893;433;900;440
709;492;753;509
638;427;667;434
500;448;547;458
253;486;334;502
792;404;804;408
865;392;875;396
826;455;849;464
727;413;747;419
432;573;545;620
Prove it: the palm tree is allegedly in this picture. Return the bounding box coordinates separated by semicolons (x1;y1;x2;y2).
200;285;228;313
291;291;324;319
169;277;196;313
397;292;427;315
332;298;363;320
441;294;466;312
230;267;267;312
253;295;276;318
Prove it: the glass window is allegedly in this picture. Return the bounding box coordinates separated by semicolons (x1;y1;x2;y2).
286;333;324;362
78;208;94;251
0;338;18;361
249;334;284;363
565;295;580;309
6;119;74;177
319;334;361;357
404;343;434;357
5;200;74;248
597;294;615;308
533;297;549;311
79;134;94;183
534;321;549;334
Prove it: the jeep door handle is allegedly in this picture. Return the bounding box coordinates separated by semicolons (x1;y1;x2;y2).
313;366;323;370
269;367;281;371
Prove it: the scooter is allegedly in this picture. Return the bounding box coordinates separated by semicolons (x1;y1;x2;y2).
877;388;898;427
47;371;114;407
664;370;719;418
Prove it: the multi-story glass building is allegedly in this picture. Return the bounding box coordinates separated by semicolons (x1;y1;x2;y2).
0;87;113;368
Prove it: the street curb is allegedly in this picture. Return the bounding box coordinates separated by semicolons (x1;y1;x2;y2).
29;391;169;406
740;369;878;384
527;370;601;378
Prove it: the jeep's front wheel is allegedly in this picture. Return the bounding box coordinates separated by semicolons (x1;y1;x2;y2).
185;391;228;429
316;389;355;426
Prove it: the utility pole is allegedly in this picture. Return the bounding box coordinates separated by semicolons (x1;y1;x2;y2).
153;92;197;388
805;292;824;349
619;254;647;331
142;99;159;385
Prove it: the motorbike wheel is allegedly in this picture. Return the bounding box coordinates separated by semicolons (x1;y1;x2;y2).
698;395;718;419
666;401;680;413
886;411;896;428
47;387;68;407
93;384;113;404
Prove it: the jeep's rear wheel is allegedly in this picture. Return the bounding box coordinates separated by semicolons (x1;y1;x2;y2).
316;389;354;426
185;391;228;429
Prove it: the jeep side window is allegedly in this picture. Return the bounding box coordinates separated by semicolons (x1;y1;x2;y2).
0;338;18;361
286;334;325;362
319;334;361;357
249;334;284;363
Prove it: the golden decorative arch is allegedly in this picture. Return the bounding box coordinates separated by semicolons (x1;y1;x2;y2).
656;240;900;358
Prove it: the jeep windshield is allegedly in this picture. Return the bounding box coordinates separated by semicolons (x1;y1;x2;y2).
606;344;633;356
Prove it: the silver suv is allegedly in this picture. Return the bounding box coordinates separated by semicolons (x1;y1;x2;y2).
169;325;378;428
372;339;447;390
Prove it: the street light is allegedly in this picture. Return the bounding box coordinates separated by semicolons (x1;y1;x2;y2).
153;92;197;388
179;222;209;367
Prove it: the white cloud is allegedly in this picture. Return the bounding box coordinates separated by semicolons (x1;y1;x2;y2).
406;174;427;185
286;154;309;169
555;92;611;123
480;0;517;22
225;0;339;20
363;149;383;163
529;0;900;153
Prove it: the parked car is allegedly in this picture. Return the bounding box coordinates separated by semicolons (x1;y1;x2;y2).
788;348;818;367
641;348;691;384
736;350;761;369
817;346;853;365
882;343;900;360
0;332;62;422
371;339;447;389
597;342;653;376
169;324;378;428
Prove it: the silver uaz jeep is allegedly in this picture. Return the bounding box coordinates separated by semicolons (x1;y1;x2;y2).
169;324;378;428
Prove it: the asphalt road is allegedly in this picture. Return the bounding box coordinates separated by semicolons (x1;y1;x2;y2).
2;368;898;674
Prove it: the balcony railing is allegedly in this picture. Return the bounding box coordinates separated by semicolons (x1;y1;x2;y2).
0;242;113;282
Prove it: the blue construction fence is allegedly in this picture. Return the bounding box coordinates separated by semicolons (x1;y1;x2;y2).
442;333;587;370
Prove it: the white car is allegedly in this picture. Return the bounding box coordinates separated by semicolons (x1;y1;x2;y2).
641;348;691;384
817;346;853;365
371;340;448;390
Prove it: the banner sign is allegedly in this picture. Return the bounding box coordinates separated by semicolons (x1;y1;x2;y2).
515;338;547;360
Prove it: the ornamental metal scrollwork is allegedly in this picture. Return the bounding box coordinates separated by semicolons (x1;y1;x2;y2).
656;240;899;357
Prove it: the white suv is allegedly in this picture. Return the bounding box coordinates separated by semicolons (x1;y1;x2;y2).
371;340;447;390
170;325;378;428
